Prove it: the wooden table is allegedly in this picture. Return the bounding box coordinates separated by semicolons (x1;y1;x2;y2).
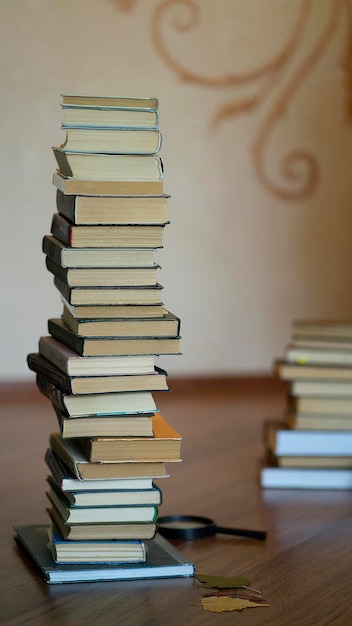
1;378;352;625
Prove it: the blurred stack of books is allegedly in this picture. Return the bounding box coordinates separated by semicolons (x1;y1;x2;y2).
17;94;194;583
261;319;352;490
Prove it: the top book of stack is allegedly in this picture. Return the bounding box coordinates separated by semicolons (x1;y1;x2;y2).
53;95;164;195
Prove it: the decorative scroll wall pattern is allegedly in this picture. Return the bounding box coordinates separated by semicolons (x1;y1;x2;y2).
114;0;352;201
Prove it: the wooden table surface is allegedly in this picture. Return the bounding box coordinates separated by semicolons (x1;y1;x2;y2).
1;378;351;625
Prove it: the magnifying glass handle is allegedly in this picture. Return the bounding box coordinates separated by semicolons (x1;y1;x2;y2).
216;526;267;541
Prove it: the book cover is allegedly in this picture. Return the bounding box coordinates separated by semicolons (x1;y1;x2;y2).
14;525;194;583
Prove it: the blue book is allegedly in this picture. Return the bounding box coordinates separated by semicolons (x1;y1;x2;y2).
14;525;195;584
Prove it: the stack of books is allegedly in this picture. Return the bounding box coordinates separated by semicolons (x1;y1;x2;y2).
16;94;194;583
260;319;352;490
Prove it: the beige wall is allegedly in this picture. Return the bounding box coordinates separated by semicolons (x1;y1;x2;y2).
1;0;352;381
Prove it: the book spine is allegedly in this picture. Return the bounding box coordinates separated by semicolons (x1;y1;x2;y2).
51;214;71;247
48;319;85;355
45;257;68;283
36;374;67;413
56;189;76;223
42;236;63;266
27;354;71;393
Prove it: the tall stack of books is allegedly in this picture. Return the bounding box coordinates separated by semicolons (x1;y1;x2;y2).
16;94;194;583
261;319;352;490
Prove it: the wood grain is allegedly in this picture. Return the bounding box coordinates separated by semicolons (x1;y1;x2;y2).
1;377;351;625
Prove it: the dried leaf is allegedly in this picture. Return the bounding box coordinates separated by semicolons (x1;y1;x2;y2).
201;595;269;613
195;573;251;589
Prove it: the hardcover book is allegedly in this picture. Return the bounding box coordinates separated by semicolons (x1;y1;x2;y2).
51;213;167;248
52;149;164;182
56;190;169;225
43;235;158;268
49;433;169;480
61;127;162;155
46;257;160;288
52;171;164;196
48;317;181;356
49;525;146;564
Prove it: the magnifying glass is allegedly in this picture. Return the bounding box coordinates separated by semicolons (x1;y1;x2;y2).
157;514;267;541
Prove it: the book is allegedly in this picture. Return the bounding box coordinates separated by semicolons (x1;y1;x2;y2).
61;309;180;337
289;380;352;398
51;213;167;248
61;94;159;108
46;476;162;507
267;455;352;468
27;352;168;395
53;171;164;196
61;128;162;154
48;435;170;480
53;407;154;439
14;524;195;583
45;448;155;492
79;413;182;463
53;149;164;181
292;319;352;341
275;360;352;382
290;395;352;416
265;420;352;456
43;235;158;268
46;257;160;288
285;345;352;366
60;299;167;319
36;375;158;416
48;317;181;356
62;105;159;129
49;525;146;564
56;190;169;225
39;336;157;376
46;487;158;524
285;413;352;431
47;507;157;541
260;463;352;490
54;277;164;306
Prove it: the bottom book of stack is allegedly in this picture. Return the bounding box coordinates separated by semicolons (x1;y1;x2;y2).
14;524;195;584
